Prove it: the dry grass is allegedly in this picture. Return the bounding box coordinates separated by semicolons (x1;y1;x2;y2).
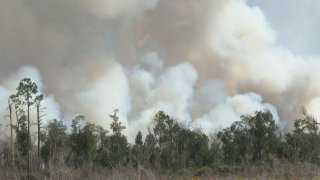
1;160;320;180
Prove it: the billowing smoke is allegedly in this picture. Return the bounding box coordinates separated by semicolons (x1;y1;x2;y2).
0;0;319;141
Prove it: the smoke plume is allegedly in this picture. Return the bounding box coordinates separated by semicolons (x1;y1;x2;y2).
0;0;319;141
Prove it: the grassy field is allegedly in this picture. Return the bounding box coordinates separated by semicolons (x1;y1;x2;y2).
1;160;320;180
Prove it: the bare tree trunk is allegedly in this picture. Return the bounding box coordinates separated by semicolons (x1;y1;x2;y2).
138;164;141;180
14;105;19;130
27;99;31;180
8;100;14;165
37;104;40;159
35;94;44;166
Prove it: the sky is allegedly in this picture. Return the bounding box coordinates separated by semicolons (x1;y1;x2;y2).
248;0;320;56
0;0;319;141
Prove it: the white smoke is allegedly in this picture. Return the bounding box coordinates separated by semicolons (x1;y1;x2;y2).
125;62;198;140
74;60;131;129
0;66;61;137
195;92;280;135
204;0;320;127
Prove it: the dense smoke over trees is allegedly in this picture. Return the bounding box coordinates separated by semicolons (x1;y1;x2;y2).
1;0;320;178
1;0;320;140
1;78;320;179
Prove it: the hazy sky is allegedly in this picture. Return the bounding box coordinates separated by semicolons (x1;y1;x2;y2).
0;0;320;140
248;0;320;55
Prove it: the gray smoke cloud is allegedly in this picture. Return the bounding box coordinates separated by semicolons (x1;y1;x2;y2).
0;0;319;141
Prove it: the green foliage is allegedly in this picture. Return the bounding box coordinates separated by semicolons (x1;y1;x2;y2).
95;110;129;168
34;94;44;106
132;131;144;166
16;114;29;157
41;119;67;164
6;77;320;178
150;111;210;170
243;110;279;162
135;131;143;146
143;132;159;169
16;78;38;106
67;116;98;167
187;129;210;167
285;110;320;163
71;115;85;134
15;78;40;179
107;134;129;166
218;110;279;164
110;109;125;135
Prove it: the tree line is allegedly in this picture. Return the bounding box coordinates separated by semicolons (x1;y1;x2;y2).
1;78;320;179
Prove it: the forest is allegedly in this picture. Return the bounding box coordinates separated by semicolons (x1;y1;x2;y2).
1;78;320;179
